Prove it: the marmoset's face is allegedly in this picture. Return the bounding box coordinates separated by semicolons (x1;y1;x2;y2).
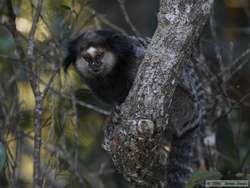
75;46;116;78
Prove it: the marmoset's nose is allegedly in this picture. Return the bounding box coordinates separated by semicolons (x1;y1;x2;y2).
89;61;101;72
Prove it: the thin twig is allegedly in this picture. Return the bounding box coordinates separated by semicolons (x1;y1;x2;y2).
209;6;226;80
41;66;61;100
27;0;43;58
27;0;44;187
209;48;250;84
227;49;250;81
95;14;128;35
239;146;250;171
116;0;139;36
0;57;111;115
0;54;22;62
23;131;96;187
30;2;62;47
4;0;26;59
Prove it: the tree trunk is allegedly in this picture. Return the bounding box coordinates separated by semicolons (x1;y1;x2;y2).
104;0;214;187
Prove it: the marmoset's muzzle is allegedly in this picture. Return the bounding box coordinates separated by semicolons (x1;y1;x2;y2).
89;61;101;72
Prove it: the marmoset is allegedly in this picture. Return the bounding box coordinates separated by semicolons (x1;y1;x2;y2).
64;30;206;129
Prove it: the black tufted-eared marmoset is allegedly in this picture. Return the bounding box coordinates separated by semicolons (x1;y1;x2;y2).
64;30;149;105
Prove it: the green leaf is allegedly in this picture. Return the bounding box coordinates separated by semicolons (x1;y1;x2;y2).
61;0;72;10
186;170;222;188
0;142;6;172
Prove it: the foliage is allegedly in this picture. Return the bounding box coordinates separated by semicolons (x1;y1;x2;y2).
0;0;123;187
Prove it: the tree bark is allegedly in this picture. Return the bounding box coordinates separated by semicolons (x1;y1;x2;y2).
104;0;213;187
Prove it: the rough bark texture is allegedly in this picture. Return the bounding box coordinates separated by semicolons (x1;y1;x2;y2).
104;0;213;187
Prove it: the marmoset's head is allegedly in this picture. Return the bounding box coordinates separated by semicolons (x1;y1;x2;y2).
64;30;122;78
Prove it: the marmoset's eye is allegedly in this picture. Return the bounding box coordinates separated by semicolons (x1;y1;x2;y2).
96;51;104;59
83;54;91;62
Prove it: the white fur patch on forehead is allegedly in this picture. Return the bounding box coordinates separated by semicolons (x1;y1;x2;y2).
86;47;97;56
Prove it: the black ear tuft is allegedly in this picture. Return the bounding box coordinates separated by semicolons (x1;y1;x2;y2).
63;54;74;73
63;39;79;73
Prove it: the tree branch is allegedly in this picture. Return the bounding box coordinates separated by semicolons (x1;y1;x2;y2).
104;0;213;187
26;0;44;187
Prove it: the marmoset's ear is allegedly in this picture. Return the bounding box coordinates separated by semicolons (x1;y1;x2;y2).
63;54;74;73
63;32;88;73
63;39;78;73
